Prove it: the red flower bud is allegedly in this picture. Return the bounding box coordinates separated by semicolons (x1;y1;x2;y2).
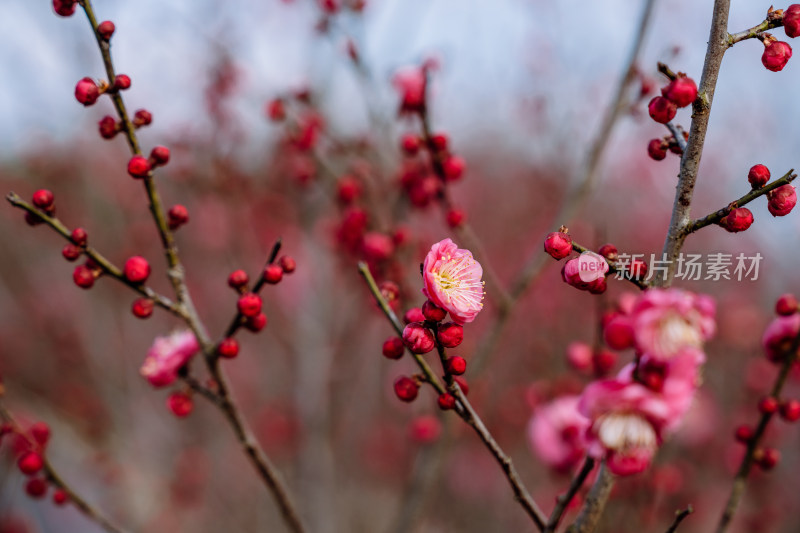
113;74;131;91
382;337;405;359
32;189;54;211
73;264;95;289
422;300;447;322
748;164;770;189
647;139;668;161
438;322;463;348
776;293;798;316
150;146;170;166
780;398;800;421
767;184;797;216
721;207;754;232
437;393;456;410
401;134;420;155
127;155;151;178
237;293;263;317
442;155;465;182
445;356;467;376
167;392;193;418
17;452;44;476
662;75;697;108
394;376;419;402
402;322;435;354
228;269;249;289
133;109;153;127
123;256;151;283
263;264;283;284
266;98;285;121
785;4;800;38
25;478;48;499
131;298;154;319
279;256;296;273
762;40;792;72
544;231;573;260
75;78;100;106
647;96;677;124
98;115;118;139
218;338;240;359
168;204;189;230
403;308;425;324
98;20;115;40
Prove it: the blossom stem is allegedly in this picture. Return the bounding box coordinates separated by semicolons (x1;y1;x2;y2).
0;403;128;533
727;14;784;47
5;192;182;317
545;456;596;533
715;332;800;533
683;169;796;235
666;506;694;533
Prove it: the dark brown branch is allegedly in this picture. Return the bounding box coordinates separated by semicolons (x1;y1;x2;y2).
545;457;596;532
666;506;693;533
715;331;800;533
566;462;615;533
683;170;796;235
658;0;731;287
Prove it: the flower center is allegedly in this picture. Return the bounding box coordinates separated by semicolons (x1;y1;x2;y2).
433;254;484;308
596;412;656;453
655;312;701;357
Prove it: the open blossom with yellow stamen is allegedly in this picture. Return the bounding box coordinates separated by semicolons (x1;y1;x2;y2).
422;238;484;325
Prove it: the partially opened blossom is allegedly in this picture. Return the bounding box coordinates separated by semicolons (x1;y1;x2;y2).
140;330;200;387
422;238;484;324
630;289;715;362
527;396;589;472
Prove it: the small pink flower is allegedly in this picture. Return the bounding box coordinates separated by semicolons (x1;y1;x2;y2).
422;238;484;324
630;289;715;362
527;396;589;472
140;330;200;387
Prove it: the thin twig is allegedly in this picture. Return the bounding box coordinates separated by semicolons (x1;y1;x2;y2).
665;122;687;154
0;403;128;533
545;457;596;533
666;506;693;533
658;0;732;287
683;170;796;235
6;192;182;317
727;13;784;47
715;330;800;533
470;0;657;372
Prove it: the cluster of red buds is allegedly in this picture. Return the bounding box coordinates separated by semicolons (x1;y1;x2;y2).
1;421;69;504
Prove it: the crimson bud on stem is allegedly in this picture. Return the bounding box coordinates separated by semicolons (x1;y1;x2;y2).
748;164;770;189
402;322;435;354
97;20;115;40
393;376;419;402
123;256;151;283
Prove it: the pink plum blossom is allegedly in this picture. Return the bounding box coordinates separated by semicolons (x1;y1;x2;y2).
140;330;201;387
422;238;484;324
527;396;589;472
630;289;715;362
